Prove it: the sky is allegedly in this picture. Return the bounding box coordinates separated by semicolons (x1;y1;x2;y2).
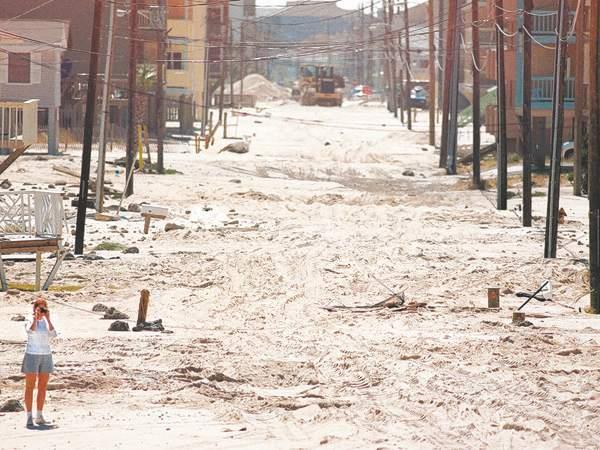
255;0;427;11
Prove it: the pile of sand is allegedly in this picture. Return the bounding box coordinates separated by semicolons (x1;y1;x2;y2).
225;73;290;101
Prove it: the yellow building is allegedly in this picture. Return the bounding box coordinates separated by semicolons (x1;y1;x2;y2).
165;1;206;113
140;0;207;124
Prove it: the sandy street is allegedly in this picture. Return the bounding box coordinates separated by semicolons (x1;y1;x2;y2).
1;101;599;449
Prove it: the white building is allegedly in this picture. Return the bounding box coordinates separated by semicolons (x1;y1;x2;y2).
0;20;69;154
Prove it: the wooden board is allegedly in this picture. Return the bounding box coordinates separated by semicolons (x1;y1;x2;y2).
0;145;29;176
0;238;59;249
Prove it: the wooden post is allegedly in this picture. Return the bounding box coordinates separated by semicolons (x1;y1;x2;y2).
472;0;481;188
223;112;228;138
544;0;569;259
403;0;412;130
428;0;436;147
35;252;41;292
495;0;508;210
574;2;586;196
521;0;533;226
589;0;600;314
439;0;457;169
137;289;150;325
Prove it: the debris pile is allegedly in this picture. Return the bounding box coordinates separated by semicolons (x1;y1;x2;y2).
225;74;290;101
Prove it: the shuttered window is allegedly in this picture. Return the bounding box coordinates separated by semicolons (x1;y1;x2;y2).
8;52;31;83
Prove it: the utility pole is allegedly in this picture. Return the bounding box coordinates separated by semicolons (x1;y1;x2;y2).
437;0;445;119
544;0;569;258
495;0;508;210
472;0;481;188
240;22;245;107
521;0;532;225
447;6;460;175
75;0;103;255
403;0;412;130
439;0;457;169
428;0;436;147
397;31;405;123
383;0;397;117
574;2;586;196
589;0;600;313
126;0;138;197
156;0;166;174
218;6;228;123
229;23;234;109
96;0;115;212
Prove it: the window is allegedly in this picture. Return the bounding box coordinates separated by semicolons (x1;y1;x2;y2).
8;52;31;83
168;0;186;20
167;51;183;70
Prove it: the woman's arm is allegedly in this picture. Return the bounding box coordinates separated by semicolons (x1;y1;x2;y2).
26;318;37;333
45;311;57;337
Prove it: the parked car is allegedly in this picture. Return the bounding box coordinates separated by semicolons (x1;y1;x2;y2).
409;86;428;109
562;141;574;161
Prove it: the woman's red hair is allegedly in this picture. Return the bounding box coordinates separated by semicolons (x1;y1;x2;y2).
33;298;48;310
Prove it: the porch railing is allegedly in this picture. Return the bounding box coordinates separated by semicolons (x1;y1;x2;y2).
532;77;574;102
0;100;39;149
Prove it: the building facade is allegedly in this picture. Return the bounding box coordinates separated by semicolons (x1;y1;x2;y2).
0;20;69;154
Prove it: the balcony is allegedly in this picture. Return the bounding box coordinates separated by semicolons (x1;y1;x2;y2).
138;7;166;30
530;10;576;43
532;76;574;105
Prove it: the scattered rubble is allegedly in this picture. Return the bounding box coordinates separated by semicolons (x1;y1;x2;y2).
165;223;185;232
219;142;249;154
108;321;130;332
103;307;129;320
0;399;24;412
92;303;109;313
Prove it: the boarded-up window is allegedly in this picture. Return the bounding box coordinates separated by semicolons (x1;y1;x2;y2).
8;53;31;83
168;0;186;19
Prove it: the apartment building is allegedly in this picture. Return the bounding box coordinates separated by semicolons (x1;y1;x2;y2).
482;0;584;163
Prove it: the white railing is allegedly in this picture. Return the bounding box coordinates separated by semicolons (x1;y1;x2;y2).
0;191;65;238
0;100;38;149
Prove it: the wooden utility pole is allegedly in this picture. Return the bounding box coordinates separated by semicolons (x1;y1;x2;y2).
218;9;228;123
574;2;586;196
75;0;103;255
126;0;138;197
156;0;166;174
439;0;457;169
437;0;445;118
471;0;481;188
428;0;436;146
521;0;533;225
397;31;405;123
229;23;234;108
495;0;508;210
403;0;412;130
589;0;600;313
96;0;116;212
447;7;460;175
383;0;397;117
240;23;245;107
544;0;569;258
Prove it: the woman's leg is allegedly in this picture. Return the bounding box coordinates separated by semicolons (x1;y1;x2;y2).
24;373;36;413
36;373;49;414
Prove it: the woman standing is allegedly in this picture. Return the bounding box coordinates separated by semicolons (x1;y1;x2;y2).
22;298;57;428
